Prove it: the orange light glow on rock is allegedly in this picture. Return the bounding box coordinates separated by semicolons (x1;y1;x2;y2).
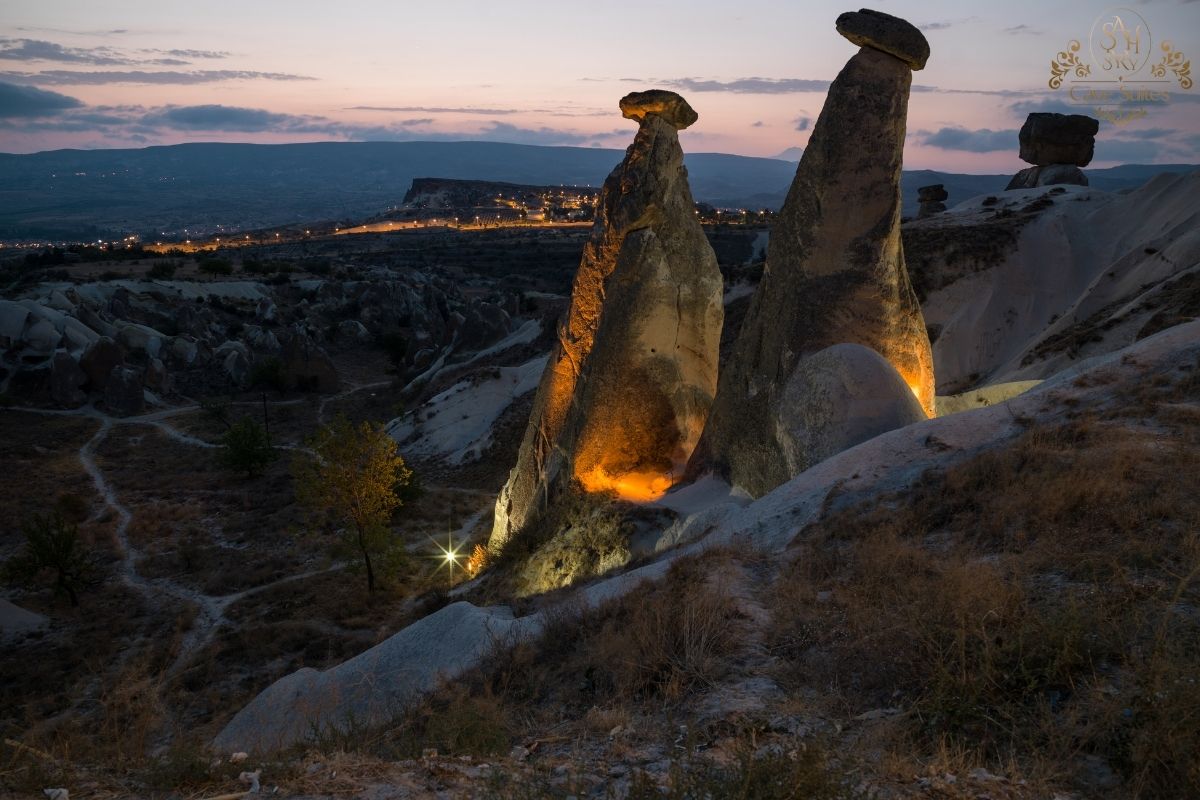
577;466;675;502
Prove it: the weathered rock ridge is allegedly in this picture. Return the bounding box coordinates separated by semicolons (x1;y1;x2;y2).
687;13;935;497
489;90;724;553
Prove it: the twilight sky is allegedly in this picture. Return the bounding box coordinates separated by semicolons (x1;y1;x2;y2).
1;0;1198;171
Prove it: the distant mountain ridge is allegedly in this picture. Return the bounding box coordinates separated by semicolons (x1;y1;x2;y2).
0;140;1193;240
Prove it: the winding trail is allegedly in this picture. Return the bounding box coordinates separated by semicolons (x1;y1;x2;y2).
9;388;392;676
317;379;391;424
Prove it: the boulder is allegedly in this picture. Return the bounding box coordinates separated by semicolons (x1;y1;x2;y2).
618;89;699;128
115;321;165;359
60;316;100;355
0;300;31;348
460;303;511;350
774;344;927;476
145;358;170;394
917;184;948;202
335;319;371;345
688;15;935;498
222;349;250;386
490;89;724;553
918;184;949;218
80;336;124;390
20;316;60;356
1018;112;1099;167
836;8;930;70
213;602;542;754
103;366;144;416
1005;164;1089;190
50;351;88;407
169;336;200;365
77;305;117;339
46;289;76;313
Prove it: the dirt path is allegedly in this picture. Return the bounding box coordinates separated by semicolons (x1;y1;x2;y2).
13;398;364;675
317;379;392;424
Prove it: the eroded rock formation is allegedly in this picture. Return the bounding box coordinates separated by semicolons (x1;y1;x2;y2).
917;183;948;218
489;90;723;553
687;8;935;497
1006;112;1098;190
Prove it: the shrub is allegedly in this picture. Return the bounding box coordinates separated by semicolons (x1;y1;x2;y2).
5;512;96;606
197;257;233;276
219;416;275;477
147;261;177;279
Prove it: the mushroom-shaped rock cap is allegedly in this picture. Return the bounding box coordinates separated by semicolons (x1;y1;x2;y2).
619;90;698;130
836;8;930;70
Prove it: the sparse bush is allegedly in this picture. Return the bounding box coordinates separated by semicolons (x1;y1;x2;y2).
379;331;409;370
241;257;269;275
197;257;233;276
147;261;177;279
219;416;275;477
5;511;96;606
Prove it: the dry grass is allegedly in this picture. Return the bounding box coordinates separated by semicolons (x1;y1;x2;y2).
767;389;1200;797
0;412;100;552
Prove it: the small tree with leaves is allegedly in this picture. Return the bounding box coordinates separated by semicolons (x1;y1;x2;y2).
220;416;275;477
293;415;413;593
6;512;94;606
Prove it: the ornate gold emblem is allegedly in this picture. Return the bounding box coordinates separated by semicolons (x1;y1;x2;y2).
1151;41;1193;90
1049;40;1090;89
1047;8;1192;124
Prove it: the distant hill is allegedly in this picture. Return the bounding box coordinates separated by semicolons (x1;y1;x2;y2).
0;140;1193;240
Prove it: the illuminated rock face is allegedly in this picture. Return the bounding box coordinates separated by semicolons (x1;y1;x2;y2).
489;91;723;553
687;13;935;497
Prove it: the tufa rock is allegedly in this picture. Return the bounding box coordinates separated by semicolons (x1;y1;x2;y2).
619;90;699;129
836;8;930;70
280;331;340;393
144;357;170;394
688;17;935;497
917;184;948;218
1005;164;1089;191
917;184;948;202
213;602;542;753
103;366;144;416
774;344;927;475
80;336;124;390
490;90;723;553
50;351;88;407
1018;112;1099;167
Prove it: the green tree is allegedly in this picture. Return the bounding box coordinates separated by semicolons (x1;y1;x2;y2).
293;416;413;593
220;416;275;477
379;331;409;371
6;512;94;606
249;356;287;395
